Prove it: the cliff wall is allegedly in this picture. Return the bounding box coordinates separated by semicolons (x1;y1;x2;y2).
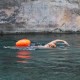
0;0;80;33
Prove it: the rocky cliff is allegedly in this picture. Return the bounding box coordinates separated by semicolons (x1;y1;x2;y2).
0;0;80;34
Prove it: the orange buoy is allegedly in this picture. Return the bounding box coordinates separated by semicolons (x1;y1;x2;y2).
16;38;31;47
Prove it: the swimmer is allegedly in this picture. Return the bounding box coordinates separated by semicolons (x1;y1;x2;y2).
16;38;69;49
37;39;69;48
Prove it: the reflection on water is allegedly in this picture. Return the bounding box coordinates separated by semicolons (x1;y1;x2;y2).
16;50;31;63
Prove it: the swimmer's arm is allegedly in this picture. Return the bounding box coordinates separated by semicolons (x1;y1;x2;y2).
53;39;70;46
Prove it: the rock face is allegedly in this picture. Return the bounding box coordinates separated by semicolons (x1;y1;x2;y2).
0;0;80;34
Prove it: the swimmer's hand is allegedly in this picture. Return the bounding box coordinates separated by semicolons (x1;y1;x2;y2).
64;41;70;46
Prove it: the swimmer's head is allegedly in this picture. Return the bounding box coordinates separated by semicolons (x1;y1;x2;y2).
48;43;56;48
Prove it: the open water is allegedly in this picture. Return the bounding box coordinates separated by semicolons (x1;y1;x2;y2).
0;34;80;80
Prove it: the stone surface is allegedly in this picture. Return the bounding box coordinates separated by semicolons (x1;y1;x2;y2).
0;0;80;34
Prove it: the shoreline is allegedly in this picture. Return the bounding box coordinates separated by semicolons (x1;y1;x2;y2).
0;24;80;35
0;31;80;36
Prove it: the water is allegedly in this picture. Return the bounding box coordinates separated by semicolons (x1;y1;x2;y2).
0;34;80;80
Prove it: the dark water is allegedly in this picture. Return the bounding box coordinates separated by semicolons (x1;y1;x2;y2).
0;34;80;80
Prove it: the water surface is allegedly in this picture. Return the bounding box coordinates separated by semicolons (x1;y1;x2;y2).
0;34;80;80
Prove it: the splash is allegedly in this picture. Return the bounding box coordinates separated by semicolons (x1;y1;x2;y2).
3;46;37;50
